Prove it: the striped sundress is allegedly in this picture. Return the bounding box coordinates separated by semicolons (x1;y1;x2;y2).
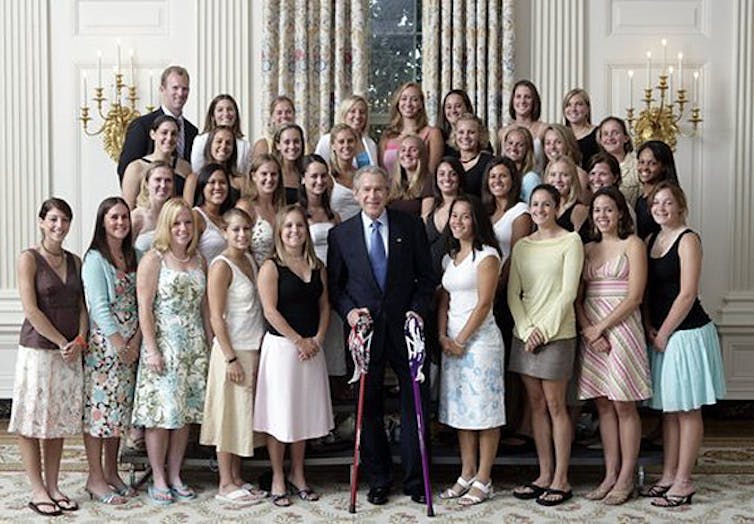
577;253;652;401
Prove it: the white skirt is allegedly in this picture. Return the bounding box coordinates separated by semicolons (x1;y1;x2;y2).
253;334;334;443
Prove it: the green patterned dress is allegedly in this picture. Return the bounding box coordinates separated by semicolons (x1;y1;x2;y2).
131;257;208;428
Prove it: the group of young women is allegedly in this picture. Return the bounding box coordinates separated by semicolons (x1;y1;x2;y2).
11;79;725;516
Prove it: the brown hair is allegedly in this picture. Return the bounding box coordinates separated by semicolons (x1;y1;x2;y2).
384;82;429;139
160;65;189;87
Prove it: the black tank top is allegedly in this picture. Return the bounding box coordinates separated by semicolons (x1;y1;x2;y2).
647;229;710;331
556;202;590;242
267;261;322;338
635;194;660;240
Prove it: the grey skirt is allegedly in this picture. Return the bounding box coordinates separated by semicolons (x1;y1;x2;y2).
509;337;576;381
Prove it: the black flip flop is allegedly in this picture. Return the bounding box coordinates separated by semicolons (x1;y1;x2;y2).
536;488;573;506
28;501;62;517
512;482;547;500
52;496;79;511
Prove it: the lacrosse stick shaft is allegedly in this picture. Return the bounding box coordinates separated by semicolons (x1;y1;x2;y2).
411;380;434;516
349;373;367;513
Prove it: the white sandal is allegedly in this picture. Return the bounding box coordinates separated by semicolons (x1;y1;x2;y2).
458;479;493;506
439;476;475;500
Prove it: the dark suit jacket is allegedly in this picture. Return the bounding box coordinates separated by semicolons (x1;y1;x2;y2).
327;209;436;355
116;108;198;182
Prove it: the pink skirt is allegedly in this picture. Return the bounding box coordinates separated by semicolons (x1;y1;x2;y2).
253;334;334;443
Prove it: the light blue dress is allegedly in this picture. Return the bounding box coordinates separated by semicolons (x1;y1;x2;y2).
131;255;208;428
439;245;506;430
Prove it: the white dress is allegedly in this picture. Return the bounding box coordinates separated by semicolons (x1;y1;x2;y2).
308;221;346;376
194;207;227;263
250;216;274;267
191;133;251;176
330;180;361;221
439;245;506;430
493;201;529;263
134;229;155;255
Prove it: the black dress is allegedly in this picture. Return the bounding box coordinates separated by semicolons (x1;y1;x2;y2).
635;194;660;240
462;151;494;197
577;127;600;169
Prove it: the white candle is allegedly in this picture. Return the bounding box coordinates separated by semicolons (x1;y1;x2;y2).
149;72;154;106
129;49;134;86
667;66;674;99
116;41;121;73
693;71;700;106
677;53;684;89
82;73;87;105
661;39;668;73
646;51;652;90
97;50;102;87
627;70;634;107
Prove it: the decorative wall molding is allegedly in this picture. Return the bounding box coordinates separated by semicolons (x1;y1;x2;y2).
530;0;585;122
75;0;169;36
196;0;252;136
608;0;709;37
0;0;51;290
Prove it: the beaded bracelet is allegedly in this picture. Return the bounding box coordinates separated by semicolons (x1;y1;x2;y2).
226;356;238;364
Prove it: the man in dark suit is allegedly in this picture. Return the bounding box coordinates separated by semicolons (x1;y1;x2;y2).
328;166;436;505
116;65;198;184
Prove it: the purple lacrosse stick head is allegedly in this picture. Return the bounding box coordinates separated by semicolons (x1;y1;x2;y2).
404;313;426;383
347;314;373;384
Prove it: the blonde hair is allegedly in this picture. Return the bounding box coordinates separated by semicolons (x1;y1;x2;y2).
245;154;285;208
152;197;199;256
545;155;581;209
389;134;429;202
454;113;490;153
272;205;322;270
336;95;370;134
136;161;174;209
562;88;592;125
329;123;358;178
501;125;536;173
543;123;582;168
384;82;428;139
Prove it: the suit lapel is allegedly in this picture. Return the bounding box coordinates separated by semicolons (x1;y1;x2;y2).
347;215;382;295
385;211;403;290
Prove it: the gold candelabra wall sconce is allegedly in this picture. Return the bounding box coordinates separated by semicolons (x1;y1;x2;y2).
79;43;156;162
625;39;702;151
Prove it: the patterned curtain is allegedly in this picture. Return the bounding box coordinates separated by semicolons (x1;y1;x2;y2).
261;0;368;151
422;0;516;145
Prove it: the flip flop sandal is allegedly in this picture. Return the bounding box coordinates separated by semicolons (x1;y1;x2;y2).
215;488;262;505
170;483;197;501
147;485;174;506
512;482;547;500
271;492;291;507
440;476;475;500
27;501;62;517
651;492;695;507
536;488;573;507
52;496;79;511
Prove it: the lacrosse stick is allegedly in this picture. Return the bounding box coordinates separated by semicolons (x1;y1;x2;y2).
405;312;434;517
348;314;373;513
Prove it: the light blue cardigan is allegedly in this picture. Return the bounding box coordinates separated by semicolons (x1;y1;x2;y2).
81;249;138;337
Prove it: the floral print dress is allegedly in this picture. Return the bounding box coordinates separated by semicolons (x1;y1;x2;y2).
83;269;138;437
131;258;208;428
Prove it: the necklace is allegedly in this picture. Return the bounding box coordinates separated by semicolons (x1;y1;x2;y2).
460;152;480;164
40;242;64;258
171;251;191;263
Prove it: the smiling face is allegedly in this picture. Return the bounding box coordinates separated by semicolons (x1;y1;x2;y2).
150;121;178;154
589;161;618;192
529;188;558;227
592;194;620;236
513;85;534;118
160;72;190;115
449;200;475;242
203;169;229;206
398;85;423;120
276;128;303;161
545;160;574;198
280;208;308;251
503;130;527;163
487;163;513;199
398;137;421;171
456;118;481;153
543;129;567;161
638;147;664;184
564;93;589;126
224;214;251;251
272;100;295;126
211;129;235;163
651;187;685;227
213;99;237;127
344;100;368;133
333;128;357;161
436;161;461;196
253;161;280;195
303;161;329;197
147;166;174;202
170;207;194;249
444;93;468;126
39;207;71;244
599;120;629;157
104;202;131;242
355;171;388;220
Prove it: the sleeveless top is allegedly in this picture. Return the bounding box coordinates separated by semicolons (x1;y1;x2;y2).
19;250;83;349
308;221;335;266
493;201;529;262
462;151;494;196
425;206;449;279
211;254;265;350
577;127;600;169
381;128;432;176
556;201;590;242
330;180;361;221
635;194;659;240
267;262;322;338
647;229;710;331
194;207;226;263
285;186;299;205
250;215;274;266
141;155;185;197
134;229;155;254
